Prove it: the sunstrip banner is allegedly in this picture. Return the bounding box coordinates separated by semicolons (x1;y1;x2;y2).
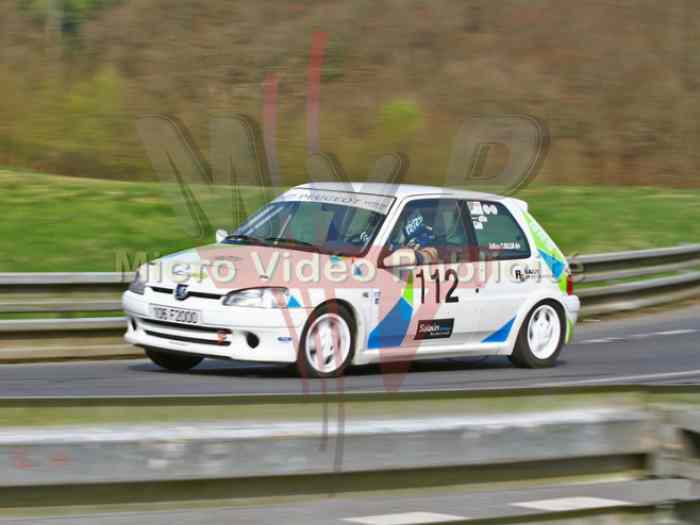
274;189;395;215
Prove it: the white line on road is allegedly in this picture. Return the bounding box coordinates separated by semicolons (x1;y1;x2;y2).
344;512;466;525
512;497;632;512
651;329;699;337
577;329;698;345
536;369;700;387
577;338;623;345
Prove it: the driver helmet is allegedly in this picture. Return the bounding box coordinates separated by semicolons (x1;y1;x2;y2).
403;210;433;247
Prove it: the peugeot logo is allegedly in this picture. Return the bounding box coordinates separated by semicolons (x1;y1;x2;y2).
174;284;189;301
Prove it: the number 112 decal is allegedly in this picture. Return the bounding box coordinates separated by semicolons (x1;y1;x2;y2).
416;269;460;304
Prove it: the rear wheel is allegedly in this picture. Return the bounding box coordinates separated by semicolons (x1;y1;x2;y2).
510;301;564;368
145;348;203;372
297;303;355;378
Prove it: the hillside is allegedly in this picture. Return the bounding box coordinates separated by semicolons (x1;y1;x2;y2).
2;0;700;187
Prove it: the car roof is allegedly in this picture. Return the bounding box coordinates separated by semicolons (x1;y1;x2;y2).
293;182;507;202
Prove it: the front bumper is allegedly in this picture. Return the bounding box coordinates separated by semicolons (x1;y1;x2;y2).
122;290;309;363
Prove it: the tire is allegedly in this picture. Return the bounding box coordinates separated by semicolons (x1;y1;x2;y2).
145;348;204;372
510;300;565;368
297;303;355;378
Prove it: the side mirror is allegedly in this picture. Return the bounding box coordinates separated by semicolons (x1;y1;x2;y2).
215;229;229;243
382;248;417;268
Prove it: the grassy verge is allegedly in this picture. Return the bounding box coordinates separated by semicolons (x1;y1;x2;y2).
2;169;699;272
0;389;650;427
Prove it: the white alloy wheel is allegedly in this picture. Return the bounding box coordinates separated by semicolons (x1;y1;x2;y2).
527;304;562;360
304;313;352;375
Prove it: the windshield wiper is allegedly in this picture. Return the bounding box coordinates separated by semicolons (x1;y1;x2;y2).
223;234;266;245
264;237;320;250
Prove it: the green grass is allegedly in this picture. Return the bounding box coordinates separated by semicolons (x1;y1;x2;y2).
0;169;270;272
0;390;649;427
523;185;700;255
2;169;699;272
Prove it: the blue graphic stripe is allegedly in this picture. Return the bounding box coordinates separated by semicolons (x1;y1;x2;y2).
538;249;564;279
481;316;516;343
367;298;412;349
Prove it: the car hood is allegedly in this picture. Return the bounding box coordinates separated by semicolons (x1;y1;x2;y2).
140;243;375;295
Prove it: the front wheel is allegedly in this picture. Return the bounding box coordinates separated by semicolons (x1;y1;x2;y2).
297;304;355;378
145;348;204;372
510;301;565;368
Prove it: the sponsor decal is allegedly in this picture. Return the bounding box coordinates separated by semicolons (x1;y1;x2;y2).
414;318;454;340
513;266;541;282
467;201;483;215
483;203;499;215
489;241;521;251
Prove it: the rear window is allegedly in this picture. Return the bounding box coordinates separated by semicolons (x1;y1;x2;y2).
467;201;530;260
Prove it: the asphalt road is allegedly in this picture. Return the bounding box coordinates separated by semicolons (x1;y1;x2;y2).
0;305;698;397
0;479;692;524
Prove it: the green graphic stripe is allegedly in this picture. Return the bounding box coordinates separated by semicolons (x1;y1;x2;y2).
524;211;568;292
403;271;413;304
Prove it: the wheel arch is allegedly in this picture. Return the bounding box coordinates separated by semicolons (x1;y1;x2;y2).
296;298;360;377
309;298;362;348
507;293;568;354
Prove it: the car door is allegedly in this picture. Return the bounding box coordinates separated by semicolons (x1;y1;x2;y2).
464;199;536;344
368;197;481;351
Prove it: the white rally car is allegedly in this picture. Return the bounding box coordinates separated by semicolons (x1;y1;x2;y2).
123;183;580;377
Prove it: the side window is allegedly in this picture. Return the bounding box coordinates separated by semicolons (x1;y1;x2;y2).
385;199;471;264
467;201;530;260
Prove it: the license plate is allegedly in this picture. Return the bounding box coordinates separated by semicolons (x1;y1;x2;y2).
149;305;201;325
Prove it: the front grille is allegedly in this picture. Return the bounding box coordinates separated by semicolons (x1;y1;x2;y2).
149;286;223;301
144;330;231;346
190;291;223;300
150;286;172;294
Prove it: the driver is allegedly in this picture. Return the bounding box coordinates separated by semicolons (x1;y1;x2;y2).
390;209;439;265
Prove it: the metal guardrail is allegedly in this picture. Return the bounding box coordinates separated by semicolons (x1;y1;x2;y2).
0;386;698;522
0;244;698;361
571;243;700;316
0;408;652;486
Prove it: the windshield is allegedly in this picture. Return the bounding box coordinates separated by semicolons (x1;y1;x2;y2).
228;190;394;256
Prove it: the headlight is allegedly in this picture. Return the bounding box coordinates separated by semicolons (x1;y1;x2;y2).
128;271;146;295
222;287;289;308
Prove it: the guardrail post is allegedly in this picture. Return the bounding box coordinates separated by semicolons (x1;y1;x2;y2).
654;409;700;506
